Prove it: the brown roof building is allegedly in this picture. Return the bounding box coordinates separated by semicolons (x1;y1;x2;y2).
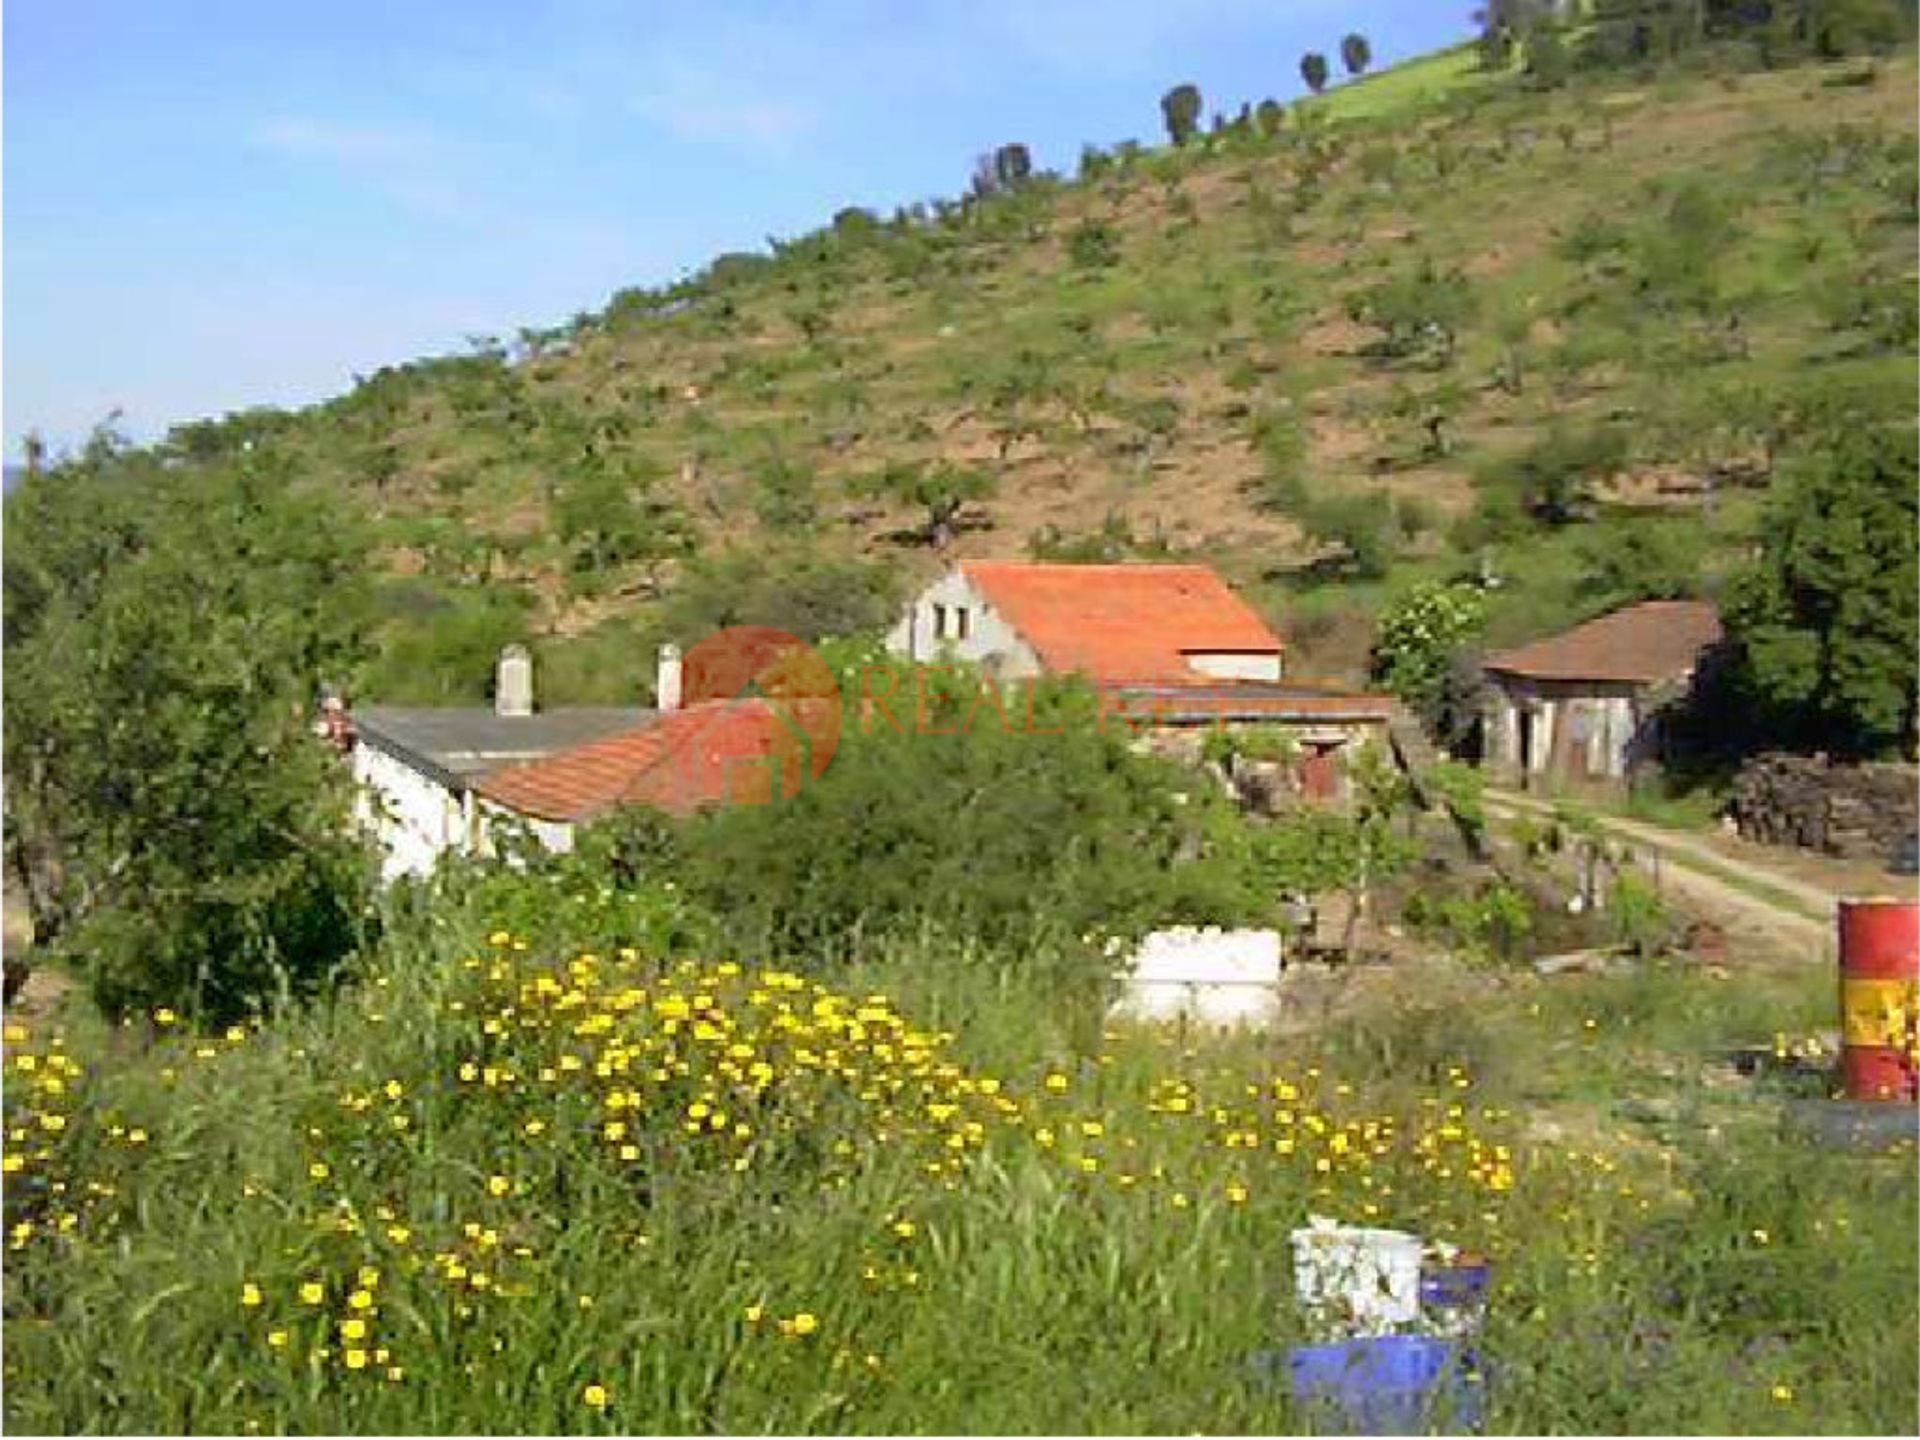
1483;600;1723;789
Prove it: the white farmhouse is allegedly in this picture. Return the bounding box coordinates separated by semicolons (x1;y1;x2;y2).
885;561;1398;803
886;561;1285;684
348;647;650;880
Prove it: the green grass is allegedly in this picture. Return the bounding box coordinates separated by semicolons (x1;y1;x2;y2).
1303;42;1491;123
5;880;1914;1434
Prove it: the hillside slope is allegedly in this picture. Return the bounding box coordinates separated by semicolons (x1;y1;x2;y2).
164;45;1919;703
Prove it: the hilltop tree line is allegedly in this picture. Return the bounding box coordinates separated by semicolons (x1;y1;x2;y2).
1157;33;1371;148
1476;0;1913;80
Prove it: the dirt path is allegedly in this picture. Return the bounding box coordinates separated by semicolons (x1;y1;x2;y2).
1484;789;1840;961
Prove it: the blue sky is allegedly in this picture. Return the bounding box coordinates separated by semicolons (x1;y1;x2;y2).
4;0;1470;458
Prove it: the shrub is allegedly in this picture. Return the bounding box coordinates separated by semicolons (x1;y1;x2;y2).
1573;521;1709;611
1406;879;1536;963
1370;582;1489;745
1245;407;1308;513
1300;492;1395;579
667;664;1269;958
656;546;901;649
1490;422;1629;526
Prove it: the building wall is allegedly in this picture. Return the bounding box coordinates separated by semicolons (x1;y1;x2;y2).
474;802;575;861
352;743;472;881
1483;676;1647;789
1139;717;1387;806
1185;651;1284;683
884;571;1043;678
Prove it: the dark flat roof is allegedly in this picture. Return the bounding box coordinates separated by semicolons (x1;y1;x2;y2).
1107;680;1397;724
354;706;652;791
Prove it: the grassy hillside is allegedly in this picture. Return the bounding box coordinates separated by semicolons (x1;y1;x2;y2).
153;44;1917;704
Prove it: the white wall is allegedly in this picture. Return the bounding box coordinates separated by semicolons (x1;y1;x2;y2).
474;802;575;861
884;571;1043;678
1185;651;1283;683
1110;927;1284;1028
1485;677;1648;784
353;743;469;882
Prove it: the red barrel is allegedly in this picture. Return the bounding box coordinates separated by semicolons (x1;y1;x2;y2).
1838;898;1919;1102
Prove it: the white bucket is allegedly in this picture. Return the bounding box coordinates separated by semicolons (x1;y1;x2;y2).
1290;1218;1425;1338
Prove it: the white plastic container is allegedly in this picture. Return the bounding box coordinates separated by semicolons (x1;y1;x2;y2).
1109;927;1283;1028
1290;1217;1425;1338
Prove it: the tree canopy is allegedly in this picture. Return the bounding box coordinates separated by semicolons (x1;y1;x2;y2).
1159;84;1203;145
1724;424;1919;756
3;433;380;1018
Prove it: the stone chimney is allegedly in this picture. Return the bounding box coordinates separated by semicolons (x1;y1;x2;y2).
657;643;683;713
495;644;533;718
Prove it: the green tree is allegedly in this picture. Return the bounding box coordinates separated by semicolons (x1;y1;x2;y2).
1159;84;1203;146
1300;492;1395;580
3;437;378;1020
656;545;900;647
553;459;693;579
1573;521;1709;612
1340;33;1373;75
1724;425;1919;755
668;664;1264;958
993;142;1034;190
1491;422;1629;526
1347;257;1478;364
1370;581;1490;744
1632;180;1739;318
1300;51;1330;93
851;461;998;548
1525;14;1573;86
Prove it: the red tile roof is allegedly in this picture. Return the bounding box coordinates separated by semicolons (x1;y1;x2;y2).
959;562;1283;685
476;699;829;823
1485;600;1722;684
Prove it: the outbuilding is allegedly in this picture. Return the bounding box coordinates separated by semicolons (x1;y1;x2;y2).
1482;600;1723;790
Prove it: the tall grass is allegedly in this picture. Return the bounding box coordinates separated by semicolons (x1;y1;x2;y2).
4;892;1915;1434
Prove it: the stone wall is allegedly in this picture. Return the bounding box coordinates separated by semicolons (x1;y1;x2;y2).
1730;752;1918;859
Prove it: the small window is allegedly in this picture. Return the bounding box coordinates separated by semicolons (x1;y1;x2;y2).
954;606;971;641
931;602;949;640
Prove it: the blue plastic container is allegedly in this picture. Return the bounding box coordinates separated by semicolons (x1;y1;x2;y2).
1287;1336;1486;1435
1420;1258;1492;1338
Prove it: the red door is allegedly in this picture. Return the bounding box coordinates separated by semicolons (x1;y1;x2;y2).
1300;744;1339;802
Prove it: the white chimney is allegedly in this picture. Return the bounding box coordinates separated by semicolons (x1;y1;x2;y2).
495;644;533;718
657;643;683;713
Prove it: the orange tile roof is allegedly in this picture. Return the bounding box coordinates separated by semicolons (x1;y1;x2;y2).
1486;600;1722;684
958;562;1283;685
476;699;826;823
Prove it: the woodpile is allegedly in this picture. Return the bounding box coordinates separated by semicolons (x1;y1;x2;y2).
1730;752;1918;860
